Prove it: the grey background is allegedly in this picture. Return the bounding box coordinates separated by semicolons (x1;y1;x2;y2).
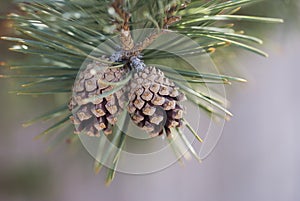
0;1;299;201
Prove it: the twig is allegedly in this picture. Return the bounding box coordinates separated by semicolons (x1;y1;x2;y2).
111;0;134;50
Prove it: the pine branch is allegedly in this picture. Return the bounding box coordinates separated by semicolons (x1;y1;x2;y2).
0;0;283;184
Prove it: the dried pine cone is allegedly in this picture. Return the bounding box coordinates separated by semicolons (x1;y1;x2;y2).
69;58;128;136
127;66;186;137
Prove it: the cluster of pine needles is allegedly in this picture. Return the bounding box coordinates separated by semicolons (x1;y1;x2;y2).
0;0;282;184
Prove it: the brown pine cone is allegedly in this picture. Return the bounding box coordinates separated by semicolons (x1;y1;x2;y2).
69;58;128;136
127;66;185;137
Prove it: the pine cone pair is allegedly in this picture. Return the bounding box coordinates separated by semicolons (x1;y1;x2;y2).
69;59;185;137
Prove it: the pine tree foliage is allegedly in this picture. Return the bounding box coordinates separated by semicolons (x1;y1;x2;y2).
1;0;282;184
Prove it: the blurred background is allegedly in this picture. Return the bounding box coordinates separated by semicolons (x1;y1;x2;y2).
0;0;299;201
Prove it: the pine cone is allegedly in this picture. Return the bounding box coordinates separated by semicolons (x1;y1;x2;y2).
127;66;186;137
69;58;128;136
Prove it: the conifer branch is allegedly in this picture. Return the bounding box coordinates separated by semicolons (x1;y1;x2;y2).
0;0;283;184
